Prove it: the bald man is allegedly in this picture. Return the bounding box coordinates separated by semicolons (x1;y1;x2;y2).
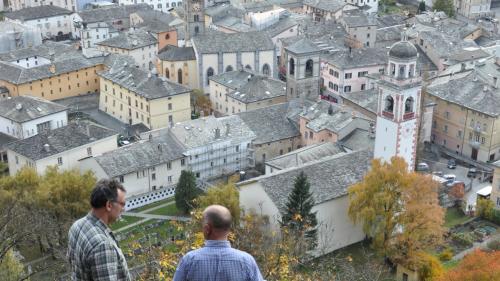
173;205;263;281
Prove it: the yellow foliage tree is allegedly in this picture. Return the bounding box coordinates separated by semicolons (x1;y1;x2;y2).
0;250;25;281
348;157;444;268
196;182;240;225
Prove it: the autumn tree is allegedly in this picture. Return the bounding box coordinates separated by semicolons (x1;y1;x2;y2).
196;182;240;225
175;170;199;214
437;249;500;281
191;89;211;117
281;172;318;249
417;252;444;281
348;157;444;268
433;0;455;17
476;198;494;221
0;250;25;281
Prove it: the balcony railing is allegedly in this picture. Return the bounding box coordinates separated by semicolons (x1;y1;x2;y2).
403;112;415;120
382;110;394;119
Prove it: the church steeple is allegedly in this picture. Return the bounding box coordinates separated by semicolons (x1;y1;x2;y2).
184;0;205;45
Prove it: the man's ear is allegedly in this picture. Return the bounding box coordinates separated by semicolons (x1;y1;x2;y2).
105;201;113;212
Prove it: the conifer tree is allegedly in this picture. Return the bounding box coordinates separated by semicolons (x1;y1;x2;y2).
281;172;318;248
175;170;199;214
433;0;455;17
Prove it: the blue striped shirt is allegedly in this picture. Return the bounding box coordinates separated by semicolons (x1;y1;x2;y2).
173;240;264;281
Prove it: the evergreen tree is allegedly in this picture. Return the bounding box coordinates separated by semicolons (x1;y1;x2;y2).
433;0;455;17
281;172;318;248
418;1;426;13
175;170;198;214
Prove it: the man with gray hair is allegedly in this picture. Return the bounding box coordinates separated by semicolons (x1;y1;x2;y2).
173;205;263;281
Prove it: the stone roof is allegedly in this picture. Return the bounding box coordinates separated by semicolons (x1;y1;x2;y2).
94;134;184;177
209;70;256;89
303;0;347;12
192;31;274;54
342;13;377;28
376;14;407;28
266;142;345;170
445;49;490;65
418;30;479;59
323;48;387;70
285;37;321;54
301;100;372;133
227;75;286;104
264;17;298;38
158;45;196;61
0;96;67;123
7;121;117;160
5;5;73;21
340;128;375;151
98;60;191;100
339;89;378;114
0;41;113;85
96;30;157;50
0;132;17;150
427;71;500;117
205;3;245;20
133;11;178;33
214;16;255;32
168;115;256;149
238;102;300;144
250;149;372;213
389;41;418;59
78;4;152;23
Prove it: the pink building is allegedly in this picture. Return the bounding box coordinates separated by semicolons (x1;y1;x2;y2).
320;48;386;103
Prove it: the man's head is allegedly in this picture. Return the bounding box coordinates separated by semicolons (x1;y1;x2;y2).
90;179;126;225
202;205;232;240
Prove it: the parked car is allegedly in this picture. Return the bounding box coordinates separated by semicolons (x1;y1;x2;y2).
443;174;456;184
416;162;429;172
446;180;465;188
447;159;456;169
467;168;477;178
432;171;443;177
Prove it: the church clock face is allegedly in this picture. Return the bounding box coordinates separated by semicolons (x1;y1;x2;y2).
192;3;201;12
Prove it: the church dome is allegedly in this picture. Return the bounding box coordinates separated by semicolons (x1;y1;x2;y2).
389;41;417;59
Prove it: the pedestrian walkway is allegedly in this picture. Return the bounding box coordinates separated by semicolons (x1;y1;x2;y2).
452;232;500;260
115;218;151;233
134;200;175;214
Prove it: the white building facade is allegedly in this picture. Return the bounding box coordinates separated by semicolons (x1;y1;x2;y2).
374;40;422;170
118;0;183;14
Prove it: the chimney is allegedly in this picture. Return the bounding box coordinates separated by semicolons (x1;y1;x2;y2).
351;111;356;118
328;104;333;115
493;77;498;88
158;144;162;152
215;128;221;139
86;124;91;137
349;47;352;58
43;143;50;152
49;64;56;74
483;85;488;92
225;123;230;136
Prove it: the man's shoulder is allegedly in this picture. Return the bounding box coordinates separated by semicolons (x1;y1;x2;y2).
69;215;109;245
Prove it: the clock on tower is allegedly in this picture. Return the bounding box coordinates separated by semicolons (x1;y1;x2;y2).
184;0;205;44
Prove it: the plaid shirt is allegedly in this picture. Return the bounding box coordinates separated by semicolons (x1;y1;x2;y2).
67;213;131;281
173;240;264;281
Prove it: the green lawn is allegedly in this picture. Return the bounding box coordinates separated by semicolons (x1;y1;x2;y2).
128;197;175;213
146;203;182;216
445;208;471;228
111;215;143;230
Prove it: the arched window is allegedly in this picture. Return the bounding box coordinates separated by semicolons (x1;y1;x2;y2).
177;69;182;84
385;95;394;112
194;26;199;34
245;64;252;70
305;59;313;78
289;58;295;75
409;64;415;77
206;67;214;85
262;64;270;76
165;33;170;40
390;63;396;76
165;68;170;78
225;65;233;72
399;65;406;78
405;97;414;113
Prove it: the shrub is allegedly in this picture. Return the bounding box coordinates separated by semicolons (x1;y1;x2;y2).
438;248;453;261
451;233;473;247
487;239;500;251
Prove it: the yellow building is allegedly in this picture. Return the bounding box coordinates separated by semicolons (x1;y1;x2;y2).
209;70;286;116
426;70;500;162
98;60;191;130
0;41;106;100
157;45;199;90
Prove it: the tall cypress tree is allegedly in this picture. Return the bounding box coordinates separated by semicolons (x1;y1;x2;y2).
175;170;198;214
281;172;318;248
